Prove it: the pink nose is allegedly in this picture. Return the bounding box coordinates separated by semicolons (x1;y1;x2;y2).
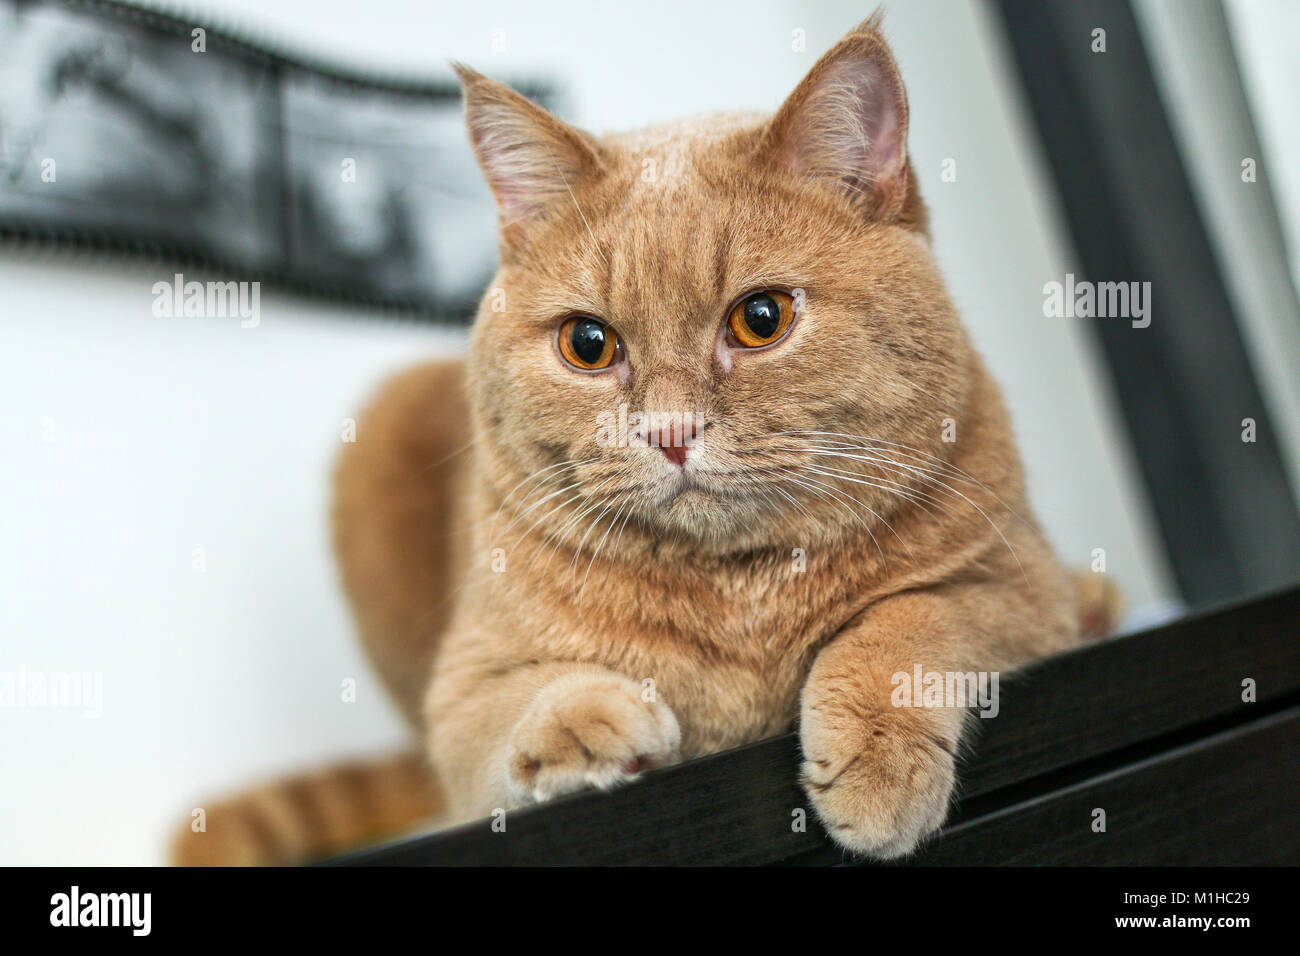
661;443;687;467
653;415;704;468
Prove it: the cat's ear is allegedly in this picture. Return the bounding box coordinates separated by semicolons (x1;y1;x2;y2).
453;63;604;246
760;14;913;223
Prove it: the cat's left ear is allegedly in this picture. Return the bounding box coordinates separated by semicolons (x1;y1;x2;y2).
760;14;914;224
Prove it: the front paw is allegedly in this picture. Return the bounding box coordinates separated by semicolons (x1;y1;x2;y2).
799;705;957;859
505;671;681;805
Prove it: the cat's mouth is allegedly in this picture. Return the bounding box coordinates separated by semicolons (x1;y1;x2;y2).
667;474;713;500
656;467;743;507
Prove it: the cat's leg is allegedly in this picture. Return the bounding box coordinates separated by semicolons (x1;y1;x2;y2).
426;661;681;821
798;579;1073;859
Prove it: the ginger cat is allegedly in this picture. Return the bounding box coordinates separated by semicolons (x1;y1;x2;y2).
172;14;1117;866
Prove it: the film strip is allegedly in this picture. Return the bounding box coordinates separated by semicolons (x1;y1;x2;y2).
0;0;556;320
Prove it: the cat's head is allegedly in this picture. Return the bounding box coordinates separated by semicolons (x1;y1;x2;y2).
459;15;972;556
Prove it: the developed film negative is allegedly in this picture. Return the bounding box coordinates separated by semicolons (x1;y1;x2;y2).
0;0;556;317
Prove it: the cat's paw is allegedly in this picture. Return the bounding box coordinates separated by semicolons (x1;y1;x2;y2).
799;707;956;859
505;671;681;804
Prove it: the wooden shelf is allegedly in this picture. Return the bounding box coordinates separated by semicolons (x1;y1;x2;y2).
331;584;1300;866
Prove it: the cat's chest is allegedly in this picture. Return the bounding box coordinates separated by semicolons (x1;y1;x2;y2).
547;556;860;754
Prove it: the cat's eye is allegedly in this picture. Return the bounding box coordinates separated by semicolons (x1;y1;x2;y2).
727;290;796;348
558;315;620;370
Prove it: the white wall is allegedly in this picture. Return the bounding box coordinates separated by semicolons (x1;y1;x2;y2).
0;255;463;864
0;0;1171;864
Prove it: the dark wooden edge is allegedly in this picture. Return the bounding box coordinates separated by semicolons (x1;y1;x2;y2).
989;0;1300;605
893;704;1300;865
331;583;1300;865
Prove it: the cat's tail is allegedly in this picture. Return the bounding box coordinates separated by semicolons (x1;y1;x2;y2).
169;750;443;866
1072;569;1124;640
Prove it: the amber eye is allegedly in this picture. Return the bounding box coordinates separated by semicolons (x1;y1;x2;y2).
727;290;796;348
558;316;619;370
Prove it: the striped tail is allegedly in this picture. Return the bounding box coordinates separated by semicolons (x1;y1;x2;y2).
170;751;443;866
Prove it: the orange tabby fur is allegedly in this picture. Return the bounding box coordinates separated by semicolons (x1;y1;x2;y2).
171;13;1119;865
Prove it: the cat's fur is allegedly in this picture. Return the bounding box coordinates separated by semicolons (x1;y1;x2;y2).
172;13;1118;865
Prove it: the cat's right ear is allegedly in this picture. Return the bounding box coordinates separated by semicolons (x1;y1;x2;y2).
453;64;605;248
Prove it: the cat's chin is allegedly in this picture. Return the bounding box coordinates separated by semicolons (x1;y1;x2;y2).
662;484;727;510
648;480;785;546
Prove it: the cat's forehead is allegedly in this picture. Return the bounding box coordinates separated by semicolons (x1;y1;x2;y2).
521;112;804;327
599;112;765;187
549;118;770;326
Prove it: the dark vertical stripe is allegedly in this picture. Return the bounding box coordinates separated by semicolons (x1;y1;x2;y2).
991;0;1300;605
